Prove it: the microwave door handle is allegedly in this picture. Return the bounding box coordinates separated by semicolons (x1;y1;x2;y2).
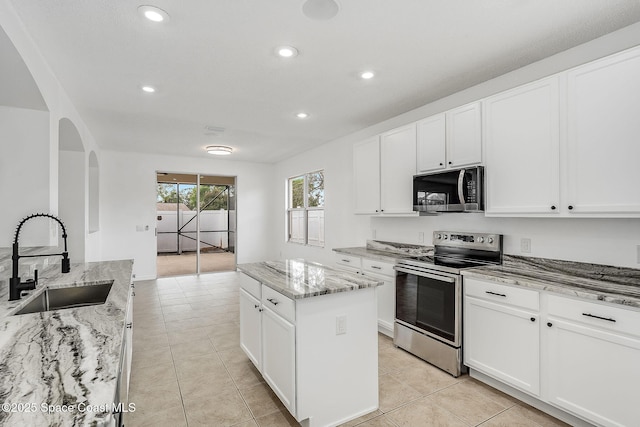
457;169;466;206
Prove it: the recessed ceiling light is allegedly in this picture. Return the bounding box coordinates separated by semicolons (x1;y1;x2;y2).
360;71;375;80
141;85;156;93
206;145;233;155
138;5;170;23
296;112;309;119
277;46;299;58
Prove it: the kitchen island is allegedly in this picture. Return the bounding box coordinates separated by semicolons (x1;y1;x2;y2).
0;257;134;427
238;259;382;427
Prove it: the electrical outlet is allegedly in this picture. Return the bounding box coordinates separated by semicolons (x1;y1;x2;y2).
521;238;531;253
418;232;424;243
372;229;377;239
336;315;347;335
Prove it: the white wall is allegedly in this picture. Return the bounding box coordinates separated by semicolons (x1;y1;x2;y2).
100;150;274;280
0;1;102;259
0;106;50;246
59;150;85;262
274;22;640;269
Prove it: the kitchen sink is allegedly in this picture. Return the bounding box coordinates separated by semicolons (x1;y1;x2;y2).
13;281;114;315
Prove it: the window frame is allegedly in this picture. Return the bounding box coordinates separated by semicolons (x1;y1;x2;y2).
286;169;324;247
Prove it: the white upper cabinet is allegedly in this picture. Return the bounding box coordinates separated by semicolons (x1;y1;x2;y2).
565;47;640;215
380;123;417;214
483;77;560;215
416;113;446;172
446;102;483;168
417;102;482;174
354;124;416;215
353;136;381;214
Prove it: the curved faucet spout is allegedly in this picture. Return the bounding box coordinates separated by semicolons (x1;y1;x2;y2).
9;213;71;301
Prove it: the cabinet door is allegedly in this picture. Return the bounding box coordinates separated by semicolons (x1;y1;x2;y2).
353;136;381;214
483;77;560;215
566;47;640;215
416;114;446;173
262;306;296;416
380;124;416;214
446;102;482;168
239;289;262;370
545;318;640;426
464;296;540;396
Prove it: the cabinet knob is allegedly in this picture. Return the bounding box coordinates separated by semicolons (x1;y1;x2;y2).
568;205;574;210
375;210;379;213
439;163;443;166
530;317;536;322
550;205;556;210
547;322;553;327
448;161;452;165
254;304;260;309
380;209;384;212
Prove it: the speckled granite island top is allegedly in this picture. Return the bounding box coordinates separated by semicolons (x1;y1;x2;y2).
463;255;640;309
0;259;133;427
237;259;383;299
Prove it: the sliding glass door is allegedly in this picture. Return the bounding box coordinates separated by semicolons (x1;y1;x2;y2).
156;173;236;277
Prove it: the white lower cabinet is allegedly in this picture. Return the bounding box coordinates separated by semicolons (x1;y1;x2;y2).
464;294;540;396
239;273;379;427
239;288;262;370
261;306;296;414
334;252;396;338
545;296;640;427
464;276;640;427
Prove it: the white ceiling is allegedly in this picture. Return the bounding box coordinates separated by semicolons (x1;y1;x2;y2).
6;0;640;163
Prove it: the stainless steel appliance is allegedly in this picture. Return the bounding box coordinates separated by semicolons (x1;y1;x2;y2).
413;166;484;214
394;231;502;377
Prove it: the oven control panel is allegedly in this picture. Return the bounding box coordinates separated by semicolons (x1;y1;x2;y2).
433;231;502;251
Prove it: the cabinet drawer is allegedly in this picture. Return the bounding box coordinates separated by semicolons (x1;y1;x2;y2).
464;278;539;311
362;258;395;277
239;273;261;299
262;285;295;324
547;294;640;337
334;253;362;270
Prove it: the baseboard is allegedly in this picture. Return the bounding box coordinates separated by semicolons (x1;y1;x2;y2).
378;321;393;338
469;369;593;427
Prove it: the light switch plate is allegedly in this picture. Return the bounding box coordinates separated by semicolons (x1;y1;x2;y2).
521;238;531;253
418;232;424;243
336;315;347;335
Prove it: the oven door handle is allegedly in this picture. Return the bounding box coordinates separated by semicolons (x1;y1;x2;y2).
394;267;456;283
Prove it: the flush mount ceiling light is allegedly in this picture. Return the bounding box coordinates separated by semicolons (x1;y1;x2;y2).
138;5;170;23
360;71;375;80
277;46;299;58
206;145;233;155
296;112;309;119
302;0;340;20
141;85;156;93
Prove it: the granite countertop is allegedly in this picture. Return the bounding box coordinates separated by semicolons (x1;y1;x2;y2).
334;241;640;309
333;240;433;263
0;259;134;427
237;259;383;299
462;255;640;309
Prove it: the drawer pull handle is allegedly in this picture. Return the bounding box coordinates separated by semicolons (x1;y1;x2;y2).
267;298;279;306
582;313;616;323
486;291;506;297
341;259;351;263
254;304;260;309
547;322;553;327
371;266;382;270
530;317;536;322
126;322;133;329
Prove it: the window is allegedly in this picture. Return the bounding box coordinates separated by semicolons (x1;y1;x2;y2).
287;170;324;246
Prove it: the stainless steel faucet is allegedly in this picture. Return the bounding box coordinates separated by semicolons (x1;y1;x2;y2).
9;213;70;301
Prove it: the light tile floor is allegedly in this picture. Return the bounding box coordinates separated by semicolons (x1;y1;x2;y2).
126;272;569;427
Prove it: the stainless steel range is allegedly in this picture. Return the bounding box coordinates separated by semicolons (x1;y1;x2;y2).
394;231;503;377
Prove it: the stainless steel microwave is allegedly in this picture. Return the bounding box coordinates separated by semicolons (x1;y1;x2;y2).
413;166;484;214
